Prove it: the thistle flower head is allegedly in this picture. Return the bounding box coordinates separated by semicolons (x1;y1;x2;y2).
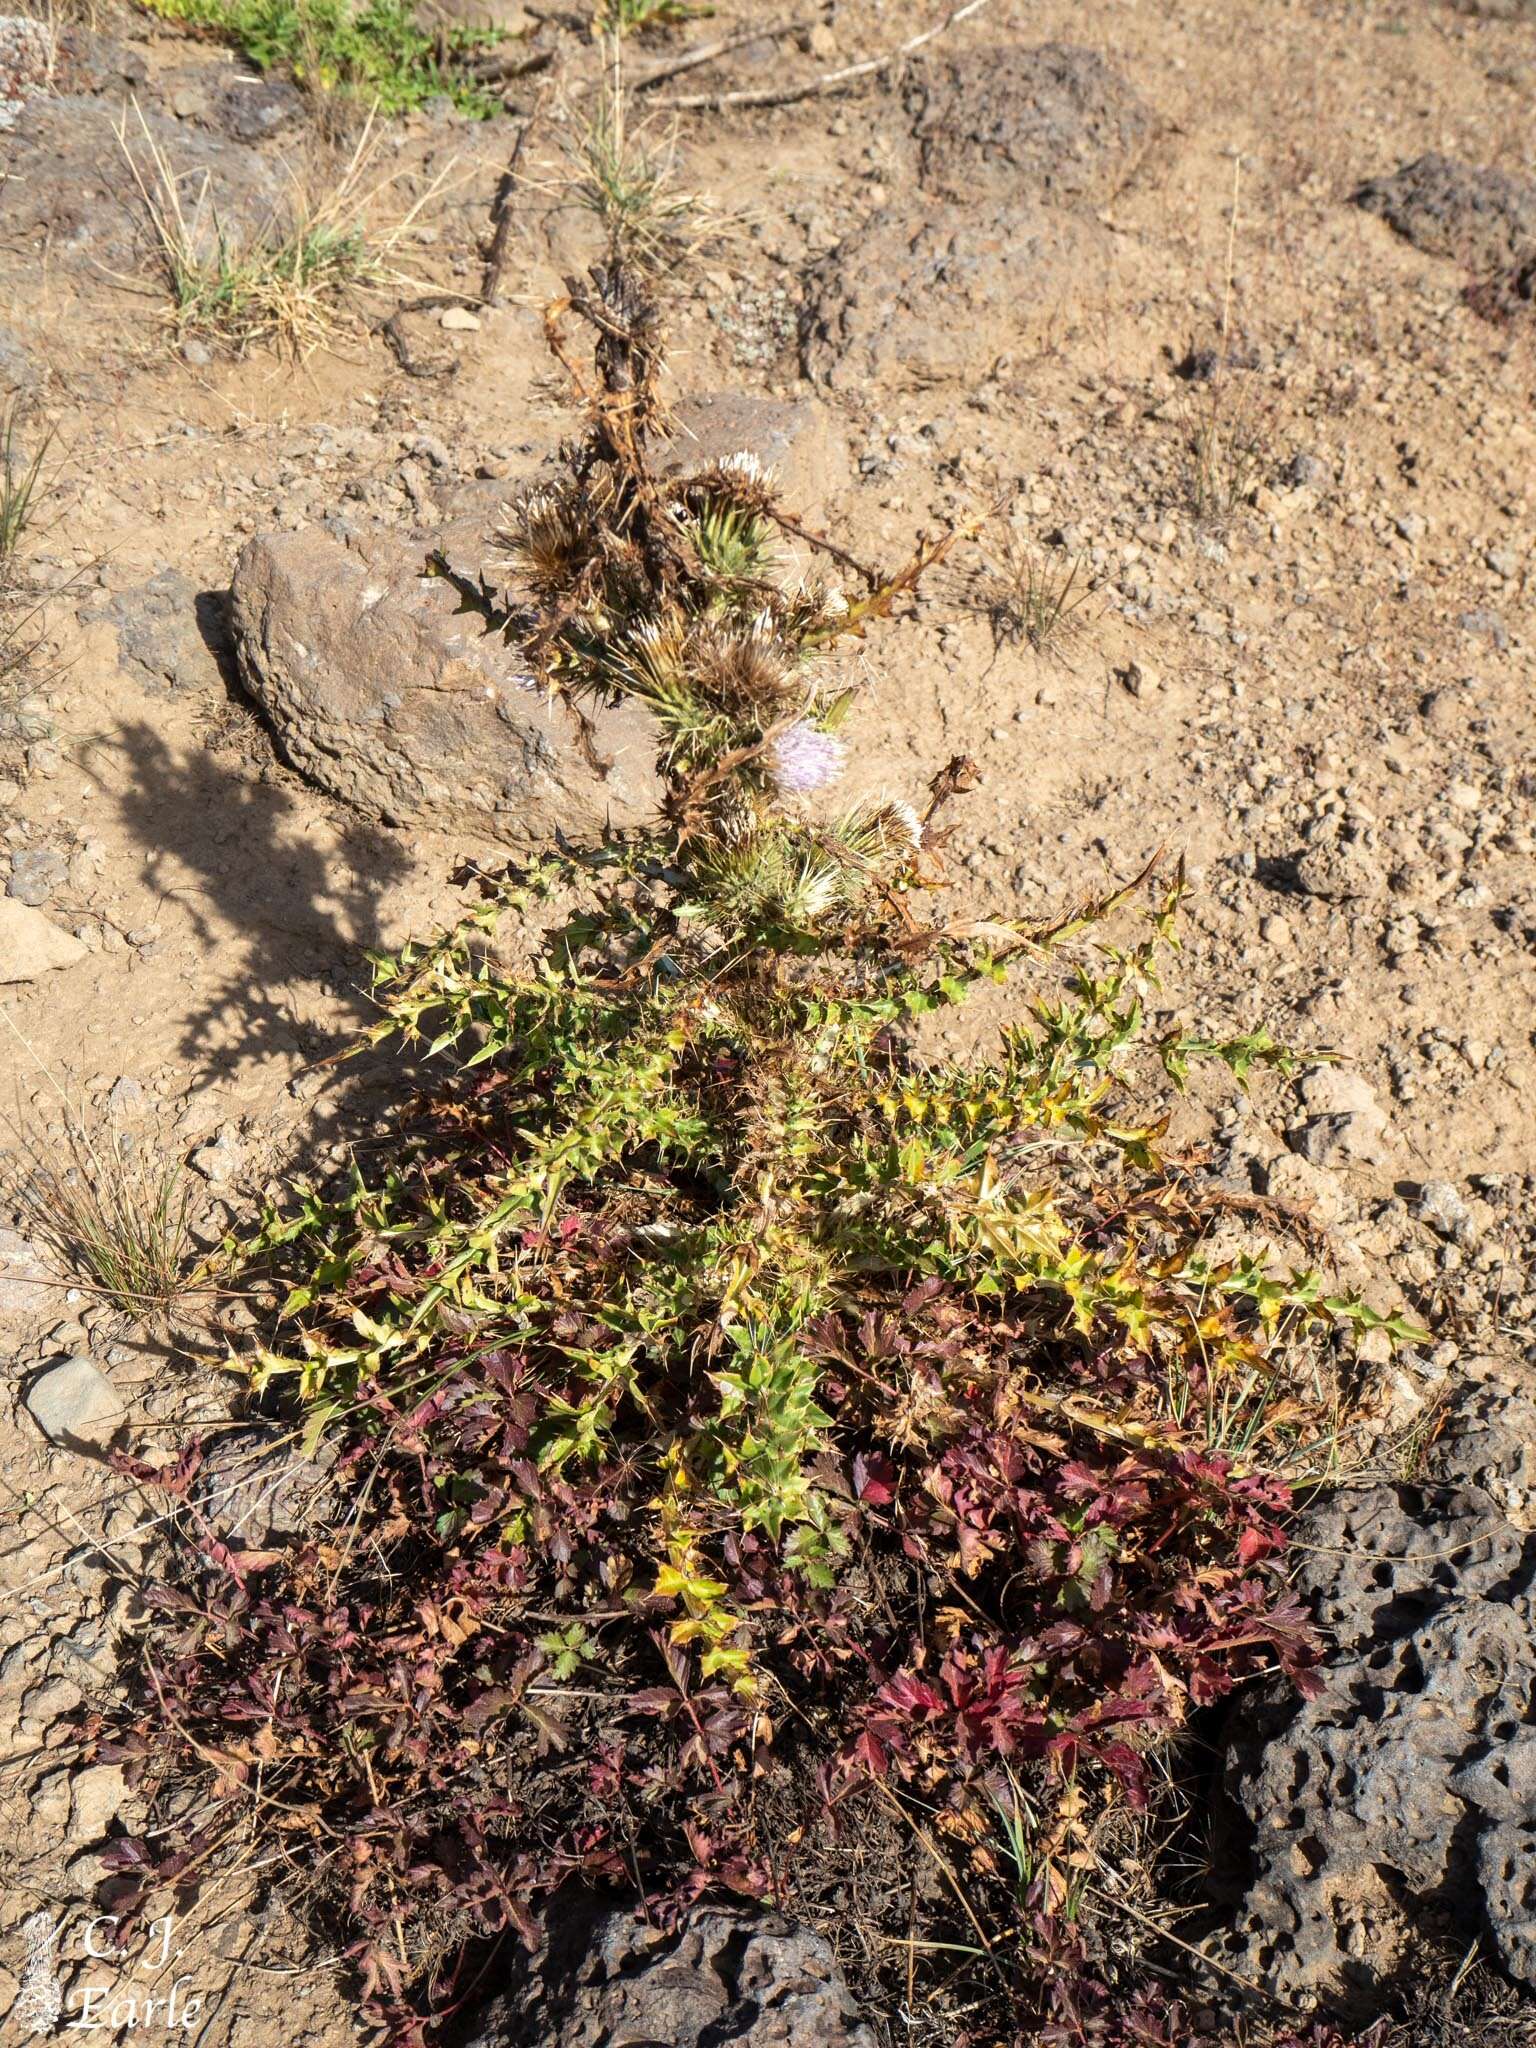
694;613;793;714
839;797;924;869
495;484;592;594
771;719;846;796
879;798;924;852
681;450;773;506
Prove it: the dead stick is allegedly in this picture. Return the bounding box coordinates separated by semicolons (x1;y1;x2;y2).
468;44;554;84
654;0;993;110
481;97;544;306
766;505;883;589
631;16;814;91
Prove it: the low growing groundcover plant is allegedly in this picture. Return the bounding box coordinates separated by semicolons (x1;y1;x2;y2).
139;0;506;115
88;253;1419;2047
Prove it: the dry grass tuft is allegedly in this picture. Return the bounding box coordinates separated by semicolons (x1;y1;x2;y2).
1180;374;1265;526
0;400;53;711
973;524;1097;654
115;104;447;357
531;47;733;277
0;399;49;592
569;79;697;267
6;1100;192;1318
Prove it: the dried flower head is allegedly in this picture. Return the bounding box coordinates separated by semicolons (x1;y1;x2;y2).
496;484;593;595
693;614;793;715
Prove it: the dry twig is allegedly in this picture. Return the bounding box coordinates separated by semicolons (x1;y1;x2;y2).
655;0;993;111
482;100;544;304
631;15;813;91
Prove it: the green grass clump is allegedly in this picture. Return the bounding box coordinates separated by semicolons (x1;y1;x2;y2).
8;1108;191;1318
166;220;377;351
598;0;710;33
118;107;444;356
570;84;699;269
0;401;49;590
139;0;503;114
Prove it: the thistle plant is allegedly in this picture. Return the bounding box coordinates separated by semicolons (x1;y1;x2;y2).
94;250;1418;2048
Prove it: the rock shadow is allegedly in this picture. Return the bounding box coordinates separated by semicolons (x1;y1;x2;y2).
109;717;420;1152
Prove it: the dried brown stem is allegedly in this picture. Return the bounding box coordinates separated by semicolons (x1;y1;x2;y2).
631;15;815;91
655;0;993;111
481;101;544;305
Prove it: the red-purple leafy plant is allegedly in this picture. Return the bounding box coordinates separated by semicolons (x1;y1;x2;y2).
91;254;1416;2045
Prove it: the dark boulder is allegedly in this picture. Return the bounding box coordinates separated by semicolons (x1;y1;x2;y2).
460;1901;876;2048
904;42;1152;207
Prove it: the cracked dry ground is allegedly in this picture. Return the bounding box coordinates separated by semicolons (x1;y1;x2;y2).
1;0;1534;2041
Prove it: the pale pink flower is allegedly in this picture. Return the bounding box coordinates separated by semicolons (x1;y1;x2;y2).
771;720;846;795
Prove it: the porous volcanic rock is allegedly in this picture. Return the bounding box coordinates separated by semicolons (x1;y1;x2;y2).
904;42;1152;207
229;484;661;842
1223;1401;1536;2003
460;1902;876;2048
0;14;51;131
1433;1367;1536;1527
193;1424;335;1548
801;202;1102;391
1355;153;1536;274
0;96;286;270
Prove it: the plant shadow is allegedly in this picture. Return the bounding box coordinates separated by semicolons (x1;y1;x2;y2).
106;713;425;1158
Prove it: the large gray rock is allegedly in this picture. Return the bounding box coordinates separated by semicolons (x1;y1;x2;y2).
24;1356;126;1452
1223;1444;1536;2002
1355;153;1536;275
0;97;287;272
230;487;661;842
662;393;847;521
904;42;1152;208
801;203;1103;390
0;897;87;982
463;1903;876;2048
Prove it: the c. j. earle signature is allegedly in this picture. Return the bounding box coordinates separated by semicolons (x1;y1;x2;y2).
12;1909;206;2036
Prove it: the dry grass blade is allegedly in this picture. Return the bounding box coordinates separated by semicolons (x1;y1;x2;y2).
5;1100;192;1317
1179;155;1265;526
114;102;453;358
630;15;811;90
655;0;993;110
0;584;52;711
0;398;53;709
0;399;51;589
973;526;1097;653
599;0;708;31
